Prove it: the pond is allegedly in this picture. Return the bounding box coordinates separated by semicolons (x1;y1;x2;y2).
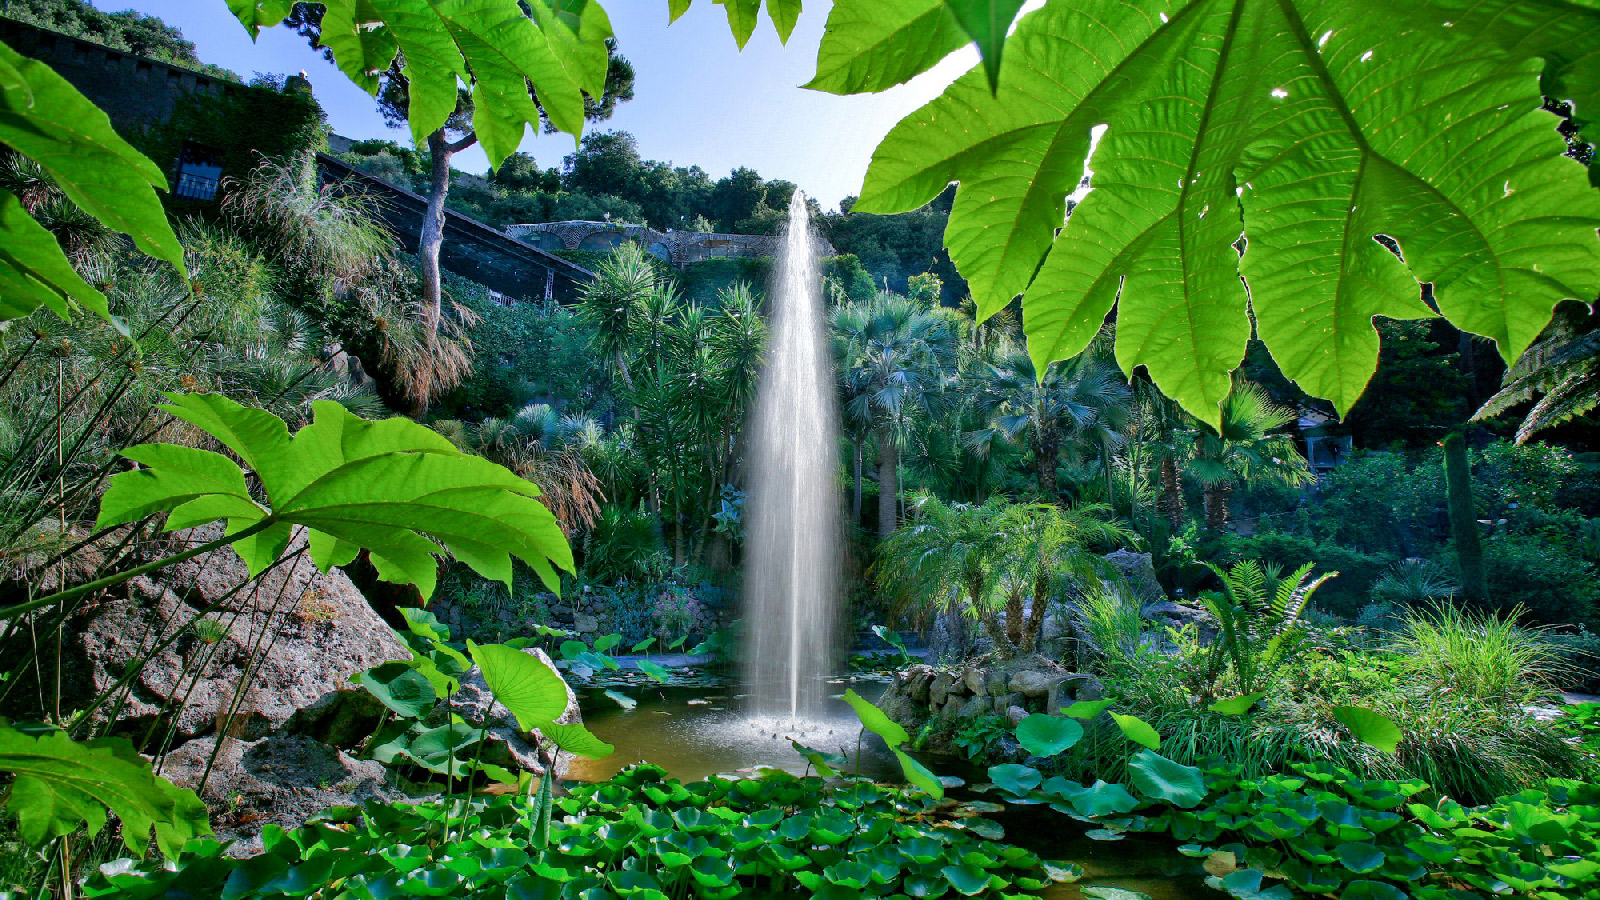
571;678;1211;900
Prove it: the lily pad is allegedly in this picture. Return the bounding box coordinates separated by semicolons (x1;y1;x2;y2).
1014;713;1084;757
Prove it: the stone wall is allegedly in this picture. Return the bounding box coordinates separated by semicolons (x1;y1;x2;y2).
876;656;1104;750
507;221;836;268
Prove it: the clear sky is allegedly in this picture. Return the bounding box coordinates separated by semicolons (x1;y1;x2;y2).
94;1;976;212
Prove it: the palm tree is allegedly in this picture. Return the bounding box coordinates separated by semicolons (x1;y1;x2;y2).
968;340;1131;501
873;493;1013;647
832;293;957;538
1474;302;1599;443
1186;381;1315;531
996;502;1134;653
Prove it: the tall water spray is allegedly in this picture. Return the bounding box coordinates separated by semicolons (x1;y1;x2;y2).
742;191;840;722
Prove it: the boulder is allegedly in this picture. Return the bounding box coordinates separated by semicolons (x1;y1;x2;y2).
447;647;581;773
160;734;403;857
957;694;990;720
1004;706;1029;728
929;672;954;706
573;613;600;634
906;666;934;703
1143;600;1212;630
59;525;407;747
1104;549;1164;604
1008;669;1056;698
963;667;987;696
984;669;1010;696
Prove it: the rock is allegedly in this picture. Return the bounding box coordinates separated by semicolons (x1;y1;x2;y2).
907;666;934;703
929;672;954;706
1048;674;1105;712
448;647;581;773
998;692;1025;712
573;613;600;633
1008;670;1055;698
1143;600;1211;629
52;525;407;747
1104;549;1164;604
877;687;919;728
957;694;990;720
160;734;402;857
963;667;987;696
1005;706;1029;728
984;669;1010;696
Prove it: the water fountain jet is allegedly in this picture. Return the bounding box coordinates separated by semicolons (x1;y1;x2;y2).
741;190;840;726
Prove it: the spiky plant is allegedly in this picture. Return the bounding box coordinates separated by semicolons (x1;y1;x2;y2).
1475;303;1599;443
1186;381;1315;531
1197;559;1336;699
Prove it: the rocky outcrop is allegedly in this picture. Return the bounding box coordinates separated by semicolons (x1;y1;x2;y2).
60;526;409;748
876;656;1105;754
1102;550;1164;604
159;734;404;856
444;647;581;773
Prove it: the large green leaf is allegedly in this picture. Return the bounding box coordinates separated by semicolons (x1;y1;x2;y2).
943;0;1026;91
846;0;1600;426
227;0;604;162
1333;705;1402;753
842;688;910;747
96;394;572;597
1110;712;1160;751
468;642;573;729
357;661;439;718
0;725;210;857
1013;713;1083;757
805;0;967;94
1126;749;1205;808
468;642;614;759
0;38;184;329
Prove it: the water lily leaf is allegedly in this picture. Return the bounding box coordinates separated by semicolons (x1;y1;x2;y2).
987;763;1042;795
1341;880;1408;900
893;748;946;800
629;637;656;653
635;660;674;683
1335;842;1385;875
1083;889;1153;900
1127;749;1206;808
469;643;571;729
843;688;910;747
1208;693;1266;716
941;863;994;896
1042;860;1083;883
1110;712;1161;750
357;661;438;718
1332;707;1402;753
603;690;637;710
593;634;622;652
1071;780;1140;818
1063;699;1114;718
1216;869;1293;900
1014;713;1083;757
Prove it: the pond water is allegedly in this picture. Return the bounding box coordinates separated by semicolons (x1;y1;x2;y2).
569;679;1211;899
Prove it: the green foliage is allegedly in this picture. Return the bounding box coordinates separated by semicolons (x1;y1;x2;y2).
0;35;184;328
1444;431;1488;603
844;0;1600;427
1197;559;1333;697
1331;707;1403;754
0;724;210;857
93;393;572;599
951;715;1012;761
84;762;1065;899
0;0;232;77
1014;714;1084;757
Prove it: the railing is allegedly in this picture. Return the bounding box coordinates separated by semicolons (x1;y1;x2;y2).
174;171;219;201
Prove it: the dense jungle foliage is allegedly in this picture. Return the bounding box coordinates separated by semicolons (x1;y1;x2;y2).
1;1;1599;899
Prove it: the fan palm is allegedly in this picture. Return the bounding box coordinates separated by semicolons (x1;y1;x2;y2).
1474;303;1599;443
1187;381;1314;530
967;339;1131;501
832;293;957;537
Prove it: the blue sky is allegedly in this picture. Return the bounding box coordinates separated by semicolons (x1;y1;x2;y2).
98;1;975;211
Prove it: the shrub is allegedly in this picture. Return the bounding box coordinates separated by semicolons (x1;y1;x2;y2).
1480;533;1599;625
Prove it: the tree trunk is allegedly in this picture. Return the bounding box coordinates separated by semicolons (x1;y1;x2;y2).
852;438;864;529
1159;456;1184;530
1023;571;1050;654
420;129;478;331
1036;428;1059;501
1003;587;1025;651
1203;483;1233;531
1444;431;1487;603
972;583;1007;651
876;425;898;538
